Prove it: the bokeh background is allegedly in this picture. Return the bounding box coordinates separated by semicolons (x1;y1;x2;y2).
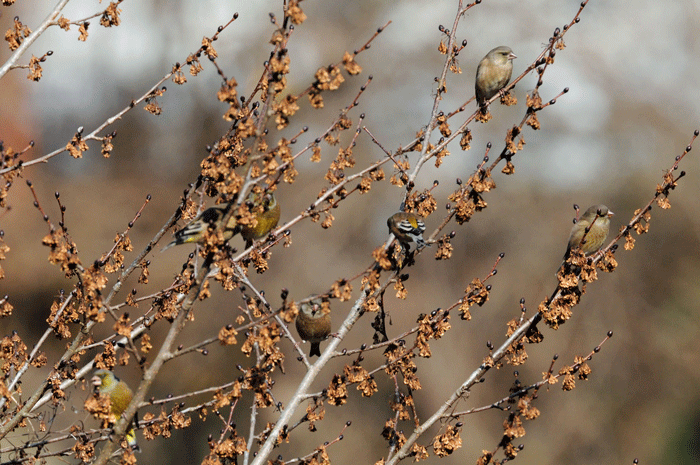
1;0;699;464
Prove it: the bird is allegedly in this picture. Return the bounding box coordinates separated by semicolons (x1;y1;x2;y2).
475;46;517;108
161;203;236;251
563;204;614;263
387;211;429;249
239;192;281;247
91;369;139;451
295;298;332;357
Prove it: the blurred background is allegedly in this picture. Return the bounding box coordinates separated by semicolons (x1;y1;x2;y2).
1;0;699;464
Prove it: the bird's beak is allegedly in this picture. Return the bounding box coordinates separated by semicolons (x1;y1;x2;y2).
607;211;615;218
508;52;517;60
91;375;101;387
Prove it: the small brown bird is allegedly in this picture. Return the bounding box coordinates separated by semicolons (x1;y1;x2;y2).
92;369;139;450
295;298;331;357
387;212;429;249
475;46;517;108
161;204;236;251
564;204;614;260
240;192;281;247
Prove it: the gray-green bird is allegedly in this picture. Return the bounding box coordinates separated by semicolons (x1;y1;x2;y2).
240;192;281;247
564;204;614;259
387;211;429;249
475;46;517;108
161;204;236;251
295;298;332;357
92;369;139;450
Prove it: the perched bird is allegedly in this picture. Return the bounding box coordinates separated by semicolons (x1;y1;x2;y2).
475;46;517;108
387;212;429;249
563;204;614;261
295;298;332;357
240;192;281;247
161;204;236;251
92;369;139;451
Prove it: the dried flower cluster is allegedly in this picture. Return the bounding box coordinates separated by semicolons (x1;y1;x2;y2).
0;1;695;465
